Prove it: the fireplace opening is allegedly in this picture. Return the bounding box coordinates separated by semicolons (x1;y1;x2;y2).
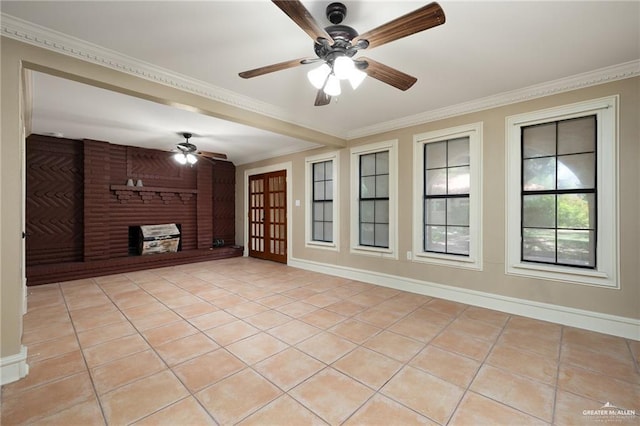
128;224;182;255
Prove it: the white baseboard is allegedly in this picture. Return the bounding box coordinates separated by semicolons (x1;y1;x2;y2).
1;345;29;385
289;257;640;341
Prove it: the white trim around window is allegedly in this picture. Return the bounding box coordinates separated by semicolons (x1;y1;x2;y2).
505;95;619;288
305;151;339;251
350;140;398;259
413;122;483;270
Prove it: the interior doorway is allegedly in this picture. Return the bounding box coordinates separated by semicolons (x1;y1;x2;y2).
248;169;287;263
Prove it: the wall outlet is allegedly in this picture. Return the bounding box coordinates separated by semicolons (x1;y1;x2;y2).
295;199;300;207
406;251;412;260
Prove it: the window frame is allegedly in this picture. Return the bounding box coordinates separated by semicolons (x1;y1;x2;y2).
506;96;619;288
305;151;339;251
413;123;483;270
350;140;398;258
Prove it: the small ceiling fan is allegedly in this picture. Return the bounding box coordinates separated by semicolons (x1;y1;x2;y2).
172;132;227;165
239;1;446;106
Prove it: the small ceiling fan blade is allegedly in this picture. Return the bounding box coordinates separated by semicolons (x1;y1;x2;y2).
358;58;417;91
272;0;334;43
354;2;445;50
239;57;309;79
198;151;228;160
314;89;331;106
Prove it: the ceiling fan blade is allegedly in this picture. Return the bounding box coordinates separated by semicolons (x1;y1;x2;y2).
358;58;417;91
239;57;308;79
198;151;228;160
272;0;334;43
314;89;331;106
353;2;445;50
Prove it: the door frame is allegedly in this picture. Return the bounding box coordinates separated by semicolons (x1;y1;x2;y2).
243;162;292;262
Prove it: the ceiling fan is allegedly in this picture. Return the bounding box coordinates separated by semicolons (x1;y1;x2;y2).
239;1;446;106
172;132;227;165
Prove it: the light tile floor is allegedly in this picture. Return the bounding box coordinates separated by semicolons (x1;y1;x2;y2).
2;257;639;425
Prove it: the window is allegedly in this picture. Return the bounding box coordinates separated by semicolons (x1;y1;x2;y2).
506;96;618;287
413;123;482;269
351;140;397;258
305;152;338;250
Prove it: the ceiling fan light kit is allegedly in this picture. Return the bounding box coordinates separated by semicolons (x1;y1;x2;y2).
173;132;199;166
239;1;446;106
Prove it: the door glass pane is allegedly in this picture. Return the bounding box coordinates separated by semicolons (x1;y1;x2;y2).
426;169;447;195
522;228;556;263
447;226;469;255
425;142;446;169
448;166;470;194
558;116;595;155
523;194;556;228
523;157;556;190
523;123;556;158
557;230;595;267
557;193;595;229
425;225;446;252
447;198;470;226
557;153;595;189
448;138;470;167
425;198;446;225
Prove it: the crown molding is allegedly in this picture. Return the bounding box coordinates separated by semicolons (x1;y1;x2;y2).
346;59;640;139
0;13;338;138
3;13;638;143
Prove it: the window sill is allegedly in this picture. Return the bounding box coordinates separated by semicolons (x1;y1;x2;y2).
413;252;482;271
507;262;618;288
305;241;338;251
351;246;396;259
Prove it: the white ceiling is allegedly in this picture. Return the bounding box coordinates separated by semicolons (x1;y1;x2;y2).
2;1;639;164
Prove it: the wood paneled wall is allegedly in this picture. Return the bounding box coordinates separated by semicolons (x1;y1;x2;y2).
26;134;237;285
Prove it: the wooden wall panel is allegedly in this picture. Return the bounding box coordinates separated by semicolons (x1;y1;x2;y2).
26;135;84;265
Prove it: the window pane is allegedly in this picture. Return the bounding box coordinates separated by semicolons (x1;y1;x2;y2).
374;224;389;248
313;222;323;240
324;222;333;242
325;180;333;200
523;194;556;228
448;166;470;194
376;175;389;197
376;152;389;174
557;193;595;229
360;200;375;222
361;176;375;198
523;123;556;158
448;138;470;167
314;162;325;181
558;116;595;155
375;200;389;223
426;169;447;195
425;198;446;225
557;230;595;267
361;154;376;176
447;198;470;226
522;228;556;263
314;181;325;200
313;202;324;221
324;201;333;222
324;161;333;179
557;153;595;190
360;223;374;246
426;142;446;169
447;226;469;255
523;157;556;190
425;225;446;252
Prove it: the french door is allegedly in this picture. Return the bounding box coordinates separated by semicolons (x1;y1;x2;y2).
248;170;287;263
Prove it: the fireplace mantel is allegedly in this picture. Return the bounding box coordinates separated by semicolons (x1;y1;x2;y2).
110;185;198;203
